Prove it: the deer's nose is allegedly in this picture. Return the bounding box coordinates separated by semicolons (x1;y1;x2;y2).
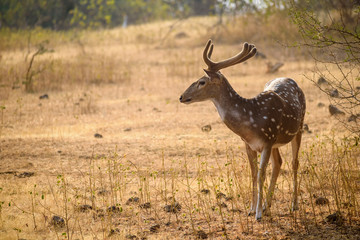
179;95;183;102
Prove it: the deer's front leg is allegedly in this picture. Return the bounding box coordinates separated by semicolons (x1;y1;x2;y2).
245;144;258;215
263;148;282;215
255;146;272;221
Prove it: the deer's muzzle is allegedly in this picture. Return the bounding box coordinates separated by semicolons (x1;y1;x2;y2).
179;95;192;104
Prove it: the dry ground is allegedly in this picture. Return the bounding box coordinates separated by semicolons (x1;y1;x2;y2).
0;17;359;239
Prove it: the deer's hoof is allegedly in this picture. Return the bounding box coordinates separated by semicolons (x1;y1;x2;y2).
255;211;262;221
248;210;255;216
291;202;299;211
262;208;271;216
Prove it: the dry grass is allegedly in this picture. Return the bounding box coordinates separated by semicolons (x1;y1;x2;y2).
0;16;359;239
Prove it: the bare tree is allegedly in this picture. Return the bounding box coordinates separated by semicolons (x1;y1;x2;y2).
290;0;360;136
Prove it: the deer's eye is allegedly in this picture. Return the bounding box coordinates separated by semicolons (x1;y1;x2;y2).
199;80;206;86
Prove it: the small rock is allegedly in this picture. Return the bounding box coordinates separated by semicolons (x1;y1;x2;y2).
201;125;212;132
126;197;140;205
139;202;151;209
175;31;189;39
329;89;339;98
216;192;226;199
39;94;49;100
325;212;344;225
96;209;105;218
315;197;329;205
317;77;328;85
255;51;267;59
108;228;120;237
196;230;208;239
94;133;103;138
153;107;161;112
266;62;284;73
124;128;132;132
16;172;34;178
164;202;181;213
230;208;242;213
97;189;109;196
348;114;360;122
329;105;345;116
78;204;92;212
317;102;325;107
51;215;65;228
342;202;353;207
149;224;160;233
107;206;121;214
225;196;233;201
125;234;138;239
200;189;210;194
219;202;228;208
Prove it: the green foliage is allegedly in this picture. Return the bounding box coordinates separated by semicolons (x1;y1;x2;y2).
0;0;75;29
0;0;220;29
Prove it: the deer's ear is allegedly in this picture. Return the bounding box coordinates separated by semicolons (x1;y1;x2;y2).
203;69;219;79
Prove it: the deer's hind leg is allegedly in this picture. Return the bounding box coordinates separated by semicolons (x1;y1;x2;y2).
263;147;282;215
245;143;258;215
291;131;302;211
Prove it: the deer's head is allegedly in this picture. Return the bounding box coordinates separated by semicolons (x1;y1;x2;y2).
179;39;257;104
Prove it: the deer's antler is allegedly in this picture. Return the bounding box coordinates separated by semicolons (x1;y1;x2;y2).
203;39;257;72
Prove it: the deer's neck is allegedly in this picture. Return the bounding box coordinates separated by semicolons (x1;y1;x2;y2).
211;78;248;122
210;78;265;147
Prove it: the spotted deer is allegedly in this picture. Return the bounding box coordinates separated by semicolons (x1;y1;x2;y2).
179;40;306;220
